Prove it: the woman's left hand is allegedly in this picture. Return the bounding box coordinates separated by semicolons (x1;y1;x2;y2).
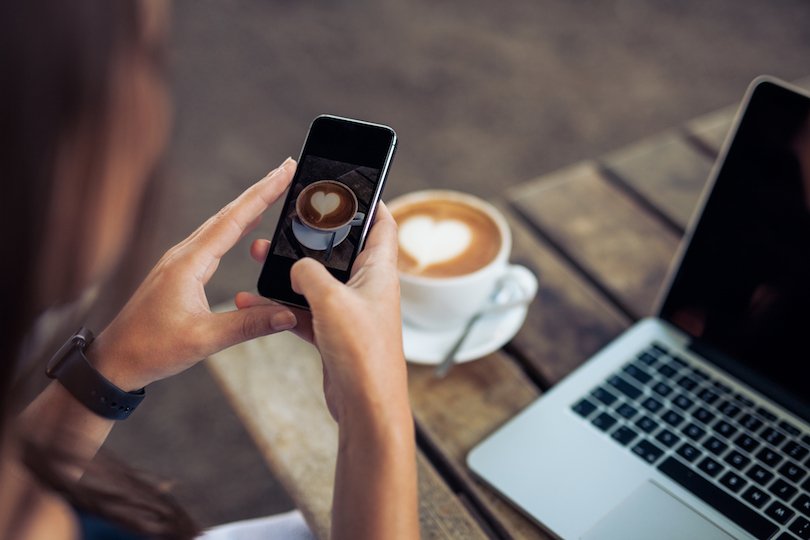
87;158;299;391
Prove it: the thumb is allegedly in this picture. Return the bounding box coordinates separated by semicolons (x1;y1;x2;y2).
209;304;297;350
290;257;340;308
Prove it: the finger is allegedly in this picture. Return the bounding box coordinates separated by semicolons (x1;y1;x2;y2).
290;258;340;306
208;304;297;350
250;239;272;263
234;291;276;309
193;158;296;260
356;201;399;265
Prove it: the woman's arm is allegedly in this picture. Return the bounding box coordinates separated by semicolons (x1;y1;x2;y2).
17;159;298;473
241;203;420;539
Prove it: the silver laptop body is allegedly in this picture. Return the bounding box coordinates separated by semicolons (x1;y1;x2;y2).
468;77;810;540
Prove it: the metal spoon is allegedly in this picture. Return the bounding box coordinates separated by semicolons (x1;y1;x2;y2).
324;231;337;262
434;279;520;378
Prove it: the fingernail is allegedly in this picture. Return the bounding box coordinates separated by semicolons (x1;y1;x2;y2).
270;311;297;331
282;156;295;167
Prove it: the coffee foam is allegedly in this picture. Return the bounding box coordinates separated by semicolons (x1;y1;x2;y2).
298;181;356;230
392;198;501;278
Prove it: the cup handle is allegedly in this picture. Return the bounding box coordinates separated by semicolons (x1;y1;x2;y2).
500;264;539;304
351;211;365;226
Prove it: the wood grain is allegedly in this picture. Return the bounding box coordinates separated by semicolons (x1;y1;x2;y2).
509;162;681;319
500;203;630;386
207;328;488;539
408;353;552;539
601;130;714;231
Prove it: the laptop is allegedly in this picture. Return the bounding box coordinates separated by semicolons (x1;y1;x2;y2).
468;77;810;540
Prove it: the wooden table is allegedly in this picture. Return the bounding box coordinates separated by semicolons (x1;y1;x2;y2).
207;77;809;539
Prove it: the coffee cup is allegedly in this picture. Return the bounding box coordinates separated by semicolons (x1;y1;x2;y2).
293;180;364;250
389;190;537;330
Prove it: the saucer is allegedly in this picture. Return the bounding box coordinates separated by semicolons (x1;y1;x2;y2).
291;217;351;251
402;301;530;365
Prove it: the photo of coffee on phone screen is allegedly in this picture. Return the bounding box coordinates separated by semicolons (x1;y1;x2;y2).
271;156;378;272
258;115;397;310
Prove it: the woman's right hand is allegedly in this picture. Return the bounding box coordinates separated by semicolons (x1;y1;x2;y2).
237;202;411;427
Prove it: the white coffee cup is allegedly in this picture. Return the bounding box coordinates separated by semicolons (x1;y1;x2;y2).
389;190;537;330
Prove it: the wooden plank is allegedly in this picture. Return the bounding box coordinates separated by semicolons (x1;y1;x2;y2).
408;353;553;539
685;105;737;156
509;162;681;319
499;203;630;385
601;130;714;230
206;329;488;539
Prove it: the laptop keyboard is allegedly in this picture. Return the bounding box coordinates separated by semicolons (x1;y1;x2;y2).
571;343;810;540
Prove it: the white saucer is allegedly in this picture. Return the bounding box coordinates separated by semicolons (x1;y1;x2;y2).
291;217;351;251
403;302;530;365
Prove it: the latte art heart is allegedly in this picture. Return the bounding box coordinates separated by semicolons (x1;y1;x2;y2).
398;216;472;269
310;191;341;220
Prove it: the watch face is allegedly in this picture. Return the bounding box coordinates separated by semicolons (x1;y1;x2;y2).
46;329;91;377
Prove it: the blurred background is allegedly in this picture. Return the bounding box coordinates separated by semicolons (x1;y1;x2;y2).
98;0;810;528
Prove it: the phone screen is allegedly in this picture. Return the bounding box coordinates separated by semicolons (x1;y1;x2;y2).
258;116;396;308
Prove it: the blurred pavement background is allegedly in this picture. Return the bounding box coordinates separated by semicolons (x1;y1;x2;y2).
102;0;810;528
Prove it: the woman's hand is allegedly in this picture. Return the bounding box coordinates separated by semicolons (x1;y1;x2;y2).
238;202;411;426
88;158;298;391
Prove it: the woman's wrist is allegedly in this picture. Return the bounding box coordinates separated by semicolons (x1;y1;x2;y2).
84;333;149;392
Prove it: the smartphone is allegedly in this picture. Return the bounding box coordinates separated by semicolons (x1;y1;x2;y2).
257;115;397;309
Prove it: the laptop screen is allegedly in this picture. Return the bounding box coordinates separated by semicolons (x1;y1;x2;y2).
660;80;810;419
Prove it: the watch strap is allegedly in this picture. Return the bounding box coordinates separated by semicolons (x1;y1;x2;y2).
49;336;145;420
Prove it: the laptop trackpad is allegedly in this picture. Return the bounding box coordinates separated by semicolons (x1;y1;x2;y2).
582;481;734;540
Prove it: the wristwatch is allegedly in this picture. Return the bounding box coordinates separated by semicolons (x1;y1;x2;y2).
46;327;145;420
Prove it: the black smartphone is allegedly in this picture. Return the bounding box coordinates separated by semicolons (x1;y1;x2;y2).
257;115;397;309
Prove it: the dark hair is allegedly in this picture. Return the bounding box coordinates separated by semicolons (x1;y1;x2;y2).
0;2;197;538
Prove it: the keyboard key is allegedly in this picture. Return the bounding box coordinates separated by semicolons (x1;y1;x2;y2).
720;471;747;493
801;434;810;446
779;461;807;483
652;381;673;397
615;402;638;420
658;456;778;539
592;412;618;432
717;401;741;419
672;394;695;411
677;442;701;462
572;398;597;417
746;464;775;486
635;415;658;434
632;439;664;464
769;479;798;502
803;477;810;492
762;427;787;447
766;500;795;524
677;376;698;391
757;406;778;422
713;380;732;393
779;421;801;437
739;413;764;433
656;429;679;448
703;436;729;456
693;407;716;425
757;447;784;468
788;516;810;539
607;375;642;400
641;396;664;413
724;450;751;470
683;423;706;441
662;410;685;427
734;433;760;453
657;364;677;377
650;343;668;356
774;532;801;540
611;426;638;446
794;494;810;517
697;388;720;405
785;441;809;461
742;485;771;509
591;386;618;406
733;393;755;408
714;420;738;438
669;355;688;369
637;351;658;365
698;456;723;477
623;363;652;385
